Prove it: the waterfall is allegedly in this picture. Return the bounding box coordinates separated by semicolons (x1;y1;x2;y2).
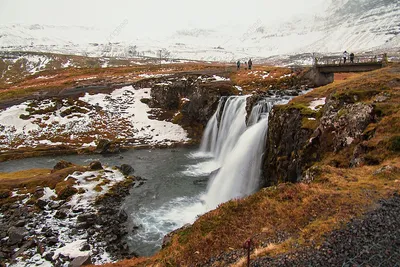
200;96;248;162
247;99;274;126
200;96;284;210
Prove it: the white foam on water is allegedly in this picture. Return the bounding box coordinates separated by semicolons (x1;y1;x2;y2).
130;195;206;249
181;160;220;177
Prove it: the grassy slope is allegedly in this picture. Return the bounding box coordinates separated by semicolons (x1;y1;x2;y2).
99;64;400;267
0;60;228;102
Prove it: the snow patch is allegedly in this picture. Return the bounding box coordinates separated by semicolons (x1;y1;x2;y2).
309;98;326;111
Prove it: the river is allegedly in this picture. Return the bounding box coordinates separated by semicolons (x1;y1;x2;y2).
0;94;289;257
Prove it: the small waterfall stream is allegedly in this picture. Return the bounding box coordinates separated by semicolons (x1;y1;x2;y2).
200;96;284;209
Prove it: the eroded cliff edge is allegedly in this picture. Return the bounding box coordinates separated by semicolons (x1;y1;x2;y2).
262;64;400;185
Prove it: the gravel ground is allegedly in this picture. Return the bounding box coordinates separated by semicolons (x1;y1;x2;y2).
252;192;400;267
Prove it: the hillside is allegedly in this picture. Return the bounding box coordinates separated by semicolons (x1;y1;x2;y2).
97;64;400;266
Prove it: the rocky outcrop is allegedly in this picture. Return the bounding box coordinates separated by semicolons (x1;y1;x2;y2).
95;139;120;154
263;106;316;185
147;74;237;140
263;91;377;185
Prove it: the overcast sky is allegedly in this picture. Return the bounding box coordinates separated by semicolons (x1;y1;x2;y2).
0;0;329;36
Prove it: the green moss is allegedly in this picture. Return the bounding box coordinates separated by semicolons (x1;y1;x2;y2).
301;117;319;130
333;89;381;103
178;228;192;244
388;136;400;152
337;108;348;118
172;113;183;124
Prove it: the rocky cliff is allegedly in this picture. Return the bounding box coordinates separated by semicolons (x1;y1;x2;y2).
145;73;238;141
262;64;400;185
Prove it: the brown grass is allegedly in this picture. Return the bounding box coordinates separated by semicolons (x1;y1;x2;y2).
0;166;87;191
0;63;229;102
230;66;296;93
99;64;400;267
99;161;399;267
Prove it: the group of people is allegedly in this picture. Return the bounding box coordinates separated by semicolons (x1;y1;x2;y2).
343;51;355;64
237;59;253;70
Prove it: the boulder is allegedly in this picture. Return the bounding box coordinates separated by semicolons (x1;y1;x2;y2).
55;209;68;219
95;139;120;154
57;185;78;200
0;189;11;199
52;160;74;172
47;236;58;246
15;220;26;227
89;161;103;170
117;164;134;176
7;227;27;245
36;199;48;210
69;255;91;267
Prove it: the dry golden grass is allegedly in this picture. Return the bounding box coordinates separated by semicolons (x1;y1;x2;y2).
101;64;400;267
103;161;399;267
230;66;296;93
0;166;86;191
0;63;228;102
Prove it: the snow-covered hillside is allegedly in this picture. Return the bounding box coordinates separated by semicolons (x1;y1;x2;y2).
0;0;399;62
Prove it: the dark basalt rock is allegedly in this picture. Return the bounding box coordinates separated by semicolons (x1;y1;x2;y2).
69;255;91;267
36;199;48;210
95;139;120;154
89;161;103;170
262;92;376;185
117;164;134;176
7;227;27;245
54;209;68;219
52;160;74;172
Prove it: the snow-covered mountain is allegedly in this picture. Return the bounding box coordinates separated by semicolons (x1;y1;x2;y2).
0;0;399;62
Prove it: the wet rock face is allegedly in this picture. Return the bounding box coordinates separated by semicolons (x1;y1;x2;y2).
263;95;376;185
149;74;236;126
263;107;315;185
95;139;120;154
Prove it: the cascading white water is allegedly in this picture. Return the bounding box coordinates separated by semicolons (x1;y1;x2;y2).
204;116;270;209
126;95;293;255
247;99;274;126
200;96;283;209
200;96;248;163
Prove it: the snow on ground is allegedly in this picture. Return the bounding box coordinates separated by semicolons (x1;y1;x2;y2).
80;86;189;145
0;85;189;151
5;54;52;74
6;167;127;266
138;73;171;79
234;85;243;92
36;75;58;80
309;98;326;110
212;75;229;81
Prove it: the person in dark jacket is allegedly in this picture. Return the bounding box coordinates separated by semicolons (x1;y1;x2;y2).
237;60;241;70
248;59;253;70
350;52;354;63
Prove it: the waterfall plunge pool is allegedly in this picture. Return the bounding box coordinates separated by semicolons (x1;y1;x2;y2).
0;95;292;257
0;147;213;256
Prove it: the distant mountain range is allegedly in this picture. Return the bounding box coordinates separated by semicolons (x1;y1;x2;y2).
0;0;399;62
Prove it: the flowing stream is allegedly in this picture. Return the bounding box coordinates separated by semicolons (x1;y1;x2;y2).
0;95;290;257
125;95;290;255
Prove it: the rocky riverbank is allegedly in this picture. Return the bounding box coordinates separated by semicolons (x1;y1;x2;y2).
0;161;141;266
